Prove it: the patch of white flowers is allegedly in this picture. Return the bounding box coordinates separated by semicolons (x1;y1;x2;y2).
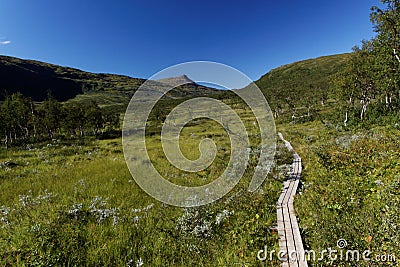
0;190;56;227
335;134;361;148
19;194;35;207
19;189;57;207
68;203;84;219
90;196;120;225
0;206;11;226
68;196;120;226
176;208;234;238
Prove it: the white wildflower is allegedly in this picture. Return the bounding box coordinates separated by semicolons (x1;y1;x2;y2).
0;206;11;225
31;223;41;233
68;203;83;215
215;209;234;225
74;179;87;194
136;258;144;267
132;203;154;213
126;259;134;267
132;215;140;224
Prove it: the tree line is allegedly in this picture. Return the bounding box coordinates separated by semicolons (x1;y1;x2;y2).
0;92;120;148
337;0;400;125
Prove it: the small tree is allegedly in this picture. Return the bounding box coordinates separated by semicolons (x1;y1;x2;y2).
84;100;102;135
38;92;62;138
62;102;86;136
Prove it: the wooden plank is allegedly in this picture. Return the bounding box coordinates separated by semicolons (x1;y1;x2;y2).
288;180;299;206
293;226;308;267
277;207;284;225
283;180;296;204
283;207;296;248
286;206;300;266
288;195;308;267
277;181;290;205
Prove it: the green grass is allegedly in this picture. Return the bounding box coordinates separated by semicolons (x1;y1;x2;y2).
1;92;399;266
0;106;287;266
278;121;400;266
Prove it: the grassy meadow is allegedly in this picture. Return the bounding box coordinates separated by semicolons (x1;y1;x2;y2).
0;103;288;266
0;95;399;266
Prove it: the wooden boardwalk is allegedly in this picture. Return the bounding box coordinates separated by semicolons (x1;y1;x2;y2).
277;133;308;267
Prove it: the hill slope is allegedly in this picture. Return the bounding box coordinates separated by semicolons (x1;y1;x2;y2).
254;53;350;113
0;56;218;107
0;55;147;101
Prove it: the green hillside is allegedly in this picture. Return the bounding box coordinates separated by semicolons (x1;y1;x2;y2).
0;55;146;101
0;56;219;112
254;53;350;118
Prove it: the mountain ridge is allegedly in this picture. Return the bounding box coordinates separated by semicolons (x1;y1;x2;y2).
0;55;147;101
0;53;350;113
0;56;219;103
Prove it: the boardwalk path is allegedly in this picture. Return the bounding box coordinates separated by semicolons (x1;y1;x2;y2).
276;133;308;267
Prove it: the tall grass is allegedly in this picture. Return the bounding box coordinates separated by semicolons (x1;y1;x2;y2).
0;114;285;266
279;121;399;266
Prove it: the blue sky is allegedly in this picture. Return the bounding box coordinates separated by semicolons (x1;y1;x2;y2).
0;0;377;80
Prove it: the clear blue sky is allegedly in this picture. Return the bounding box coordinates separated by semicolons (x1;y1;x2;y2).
0;0;377;80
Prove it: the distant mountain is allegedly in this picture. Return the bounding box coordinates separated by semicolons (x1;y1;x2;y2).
0;56;219;105
155;74;219;98
158;75;195;87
